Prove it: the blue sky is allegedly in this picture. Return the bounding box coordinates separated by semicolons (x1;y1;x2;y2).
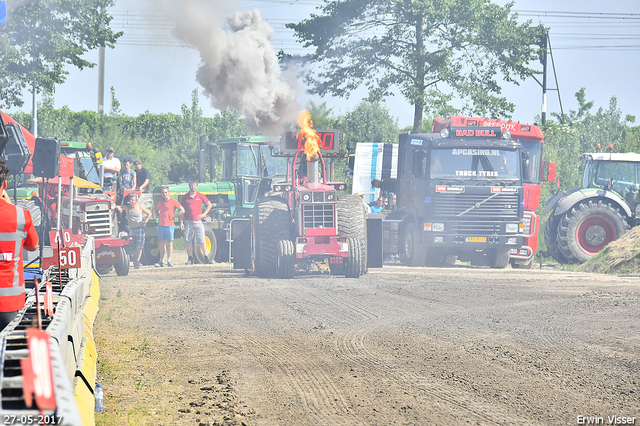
6;0;640;130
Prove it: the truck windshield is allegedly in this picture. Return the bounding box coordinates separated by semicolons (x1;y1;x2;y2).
430;148;520;180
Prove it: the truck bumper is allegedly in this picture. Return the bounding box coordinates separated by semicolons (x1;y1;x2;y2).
295;236;349;259
422;233;523;249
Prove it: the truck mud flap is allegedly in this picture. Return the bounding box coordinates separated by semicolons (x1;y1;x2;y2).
229;218;252;270
367;213;384;268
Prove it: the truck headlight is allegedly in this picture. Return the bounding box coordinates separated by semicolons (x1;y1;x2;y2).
432;223;444;232
302;193;311;201
507;237;518;244
506;223;518;233
521;218;531;234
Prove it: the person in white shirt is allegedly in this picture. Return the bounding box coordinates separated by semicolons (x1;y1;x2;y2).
102;147;121;191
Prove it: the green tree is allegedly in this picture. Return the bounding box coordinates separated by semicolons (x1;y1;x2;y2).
305;101;337;129
289;0;543;133
337;101;399;145
0;0;122;109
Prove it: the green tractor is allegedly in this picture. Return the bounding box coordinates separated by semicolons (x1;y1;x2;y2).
143;135;289;264
543;151;640;263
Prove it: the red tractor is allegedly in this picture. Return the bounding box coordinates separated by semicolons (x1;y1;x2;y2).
231;129;367;278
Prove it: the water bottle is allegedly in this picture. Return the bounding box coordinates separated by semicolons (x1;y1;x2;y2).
95;383;104;412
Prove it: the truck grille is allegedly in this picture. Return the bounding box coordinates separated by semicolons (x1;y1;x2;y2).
432;193;520;220
86;210;113;237
451;222;501;234
303;204;334;229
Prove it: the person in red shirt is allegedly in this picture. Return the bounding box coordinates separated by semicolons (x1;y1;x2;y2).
155;186;184;267
0;160;39;330
180;180;212;265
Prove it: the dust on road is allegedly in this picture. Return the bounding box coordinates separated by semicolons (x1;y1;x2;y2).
95;254;640;426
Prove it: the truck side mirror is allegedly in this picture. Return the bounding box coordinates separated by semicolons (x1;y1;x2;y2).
543;161;556;183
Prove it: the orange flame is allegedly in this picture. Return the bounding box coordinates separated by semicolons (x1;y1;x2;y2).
298;110;320;161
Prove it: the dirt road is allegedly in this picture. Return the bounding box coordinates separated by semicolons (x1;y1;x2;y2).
95;256;639;426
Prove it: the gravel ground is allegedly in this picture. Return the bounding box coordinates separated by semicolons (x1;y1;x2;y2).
94;253;640;426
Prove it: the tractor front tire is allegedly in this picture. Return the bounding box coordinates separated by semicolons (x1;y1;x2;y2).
543;213;567;263
345;238;363;278
255;197;290;278
276;239;295;279
336;194;368;275
115;248;130;276
557;200;629;264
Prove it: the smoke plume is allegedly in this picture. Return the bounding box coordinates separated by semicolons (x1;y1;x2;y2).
172;0;300;134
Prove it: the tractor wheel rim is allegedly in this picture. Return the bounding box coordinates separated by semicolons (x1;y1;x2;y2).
576;215;616;254
149;238;160;256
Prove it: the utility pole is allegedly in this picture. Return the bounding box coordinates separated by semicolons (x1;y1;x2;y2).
31;82;37;137
539;33;548;125
97;7;105;114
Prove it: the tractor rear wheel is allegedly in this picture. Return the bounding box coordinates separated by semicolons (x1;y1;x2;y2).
213;230;229;263
336;194;368;275
543;213;567;263
557;200;629;263
345;237;362;278
16;199;42;227
141;236;161;265
255;197;290;278
276;239;295;279
194;228;216;264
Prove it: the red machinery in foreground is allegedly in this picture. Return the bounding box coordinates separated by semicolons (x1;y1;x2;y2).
432;116;557;268
230;126;367;278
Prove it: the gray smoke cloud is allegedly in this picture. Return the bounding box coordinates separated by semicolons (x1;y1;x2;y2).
172;0;300;134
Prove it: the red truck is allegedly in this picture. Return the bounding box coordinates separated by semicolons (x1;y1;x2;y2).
432;116;556;268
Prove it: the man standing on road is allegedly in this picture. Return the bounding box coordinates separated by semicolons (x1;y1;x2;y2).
180;180;212;265
102;147;121;191
134;159;151;193
116;193;151;269
0;160;39;330
155;186;184;268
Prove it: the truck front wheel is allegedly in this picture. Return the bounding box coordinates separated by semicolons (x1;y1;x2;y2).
488;247;510;269
401;223;427;267
557;200;629;263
